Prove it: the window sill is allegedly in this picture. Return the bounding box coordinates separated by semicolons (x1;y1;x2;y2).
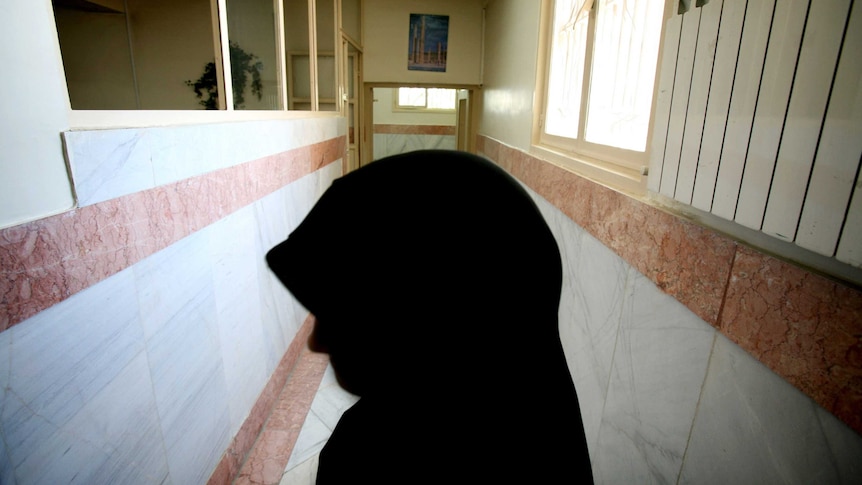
529;144;648;198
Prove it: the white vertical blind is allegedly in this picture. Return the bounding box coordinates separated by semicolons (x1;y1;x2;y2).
658;9;700;199
734;0;808;230
646;11;680;194
798;2;862;256
709;0;771;221
650;0;862;268
674;0;722;204
690;0;746;211
761;0;852;240
838;167;862;266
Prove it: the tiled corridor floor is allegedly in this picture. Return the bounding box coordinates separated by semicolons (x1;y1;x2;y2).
279;365;358;484
233;347;358;485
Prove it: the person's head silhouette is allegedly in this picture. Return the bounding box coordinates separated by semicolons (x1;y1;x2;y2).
267;150;593;484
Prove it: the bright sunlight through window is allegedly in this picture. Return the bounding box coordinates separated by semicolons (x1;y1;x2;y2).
545;0;664;152
397;87;457;110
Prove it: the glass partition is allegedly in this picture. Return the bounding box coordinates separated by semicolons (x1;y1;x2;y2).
54;0;217;110
226;0;283;110
316;0;338;111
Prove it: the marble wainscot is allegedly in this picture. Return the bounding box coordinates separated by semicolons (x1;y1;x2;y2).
481;134;862;484
0;116;347;484
372;124;456;160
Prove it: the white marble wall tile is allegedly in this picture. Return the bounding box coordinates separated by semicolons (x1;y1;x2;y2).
134;229;231;485
372;134;388;160
405;134;421;154
562;233;630;463
253;183;293;255
372;134;457;160
148;126;219;187
384;134;408;156
1;130;344;484
0;332;13;485
148;118;343;187
64;117;345;207
814;406;862;483
280;455;319;485
422;134;456;151
64;129;155;207
208;207;268;436
254;165;339;374
592;271;715;484
22;354;168;485
0;267;166;484
512;182;862;484
316;161;342;203
134;229;215;340
1;268;144;465
255;176;317;374
530;192;624;461
679;335;862;484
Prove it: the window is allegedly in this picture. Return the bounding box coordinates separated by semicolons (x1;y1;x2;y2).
539;0;666;171
51;0;351;114
396;87;457;111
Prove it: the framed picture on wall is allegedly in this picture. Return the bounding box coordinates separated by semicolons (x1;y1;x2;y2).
407;13;449;72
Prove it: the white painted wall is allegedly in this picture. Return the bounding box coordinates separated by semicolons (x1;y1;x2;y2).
478;0;541;152
0;0;76;229
363;0;483;85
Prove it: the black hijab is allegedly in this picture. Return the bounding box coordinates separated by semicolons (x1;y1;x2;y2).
267;150;593;483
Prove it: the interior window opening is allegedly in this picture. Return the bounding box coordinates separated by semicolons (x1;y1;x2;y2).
52;0;334;112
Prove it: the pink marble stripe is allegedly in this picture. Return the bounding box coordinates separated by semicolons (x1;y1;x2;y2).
233;344;329;485
373;124;456;135
478;134;862;435
207;315;329;485
0;136;346;332
721;246;862;434
499;139;735;325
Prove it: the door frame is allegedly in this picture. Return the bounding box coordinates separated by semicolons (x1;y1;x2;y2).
361;83;481;167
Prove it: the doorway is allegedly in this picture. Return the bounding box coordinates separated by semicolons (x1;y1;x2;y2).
341;37;362;172
360;84;476;167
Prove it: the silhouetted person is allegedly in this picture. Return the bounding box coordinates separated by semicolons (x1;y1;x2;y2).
267;150;593;484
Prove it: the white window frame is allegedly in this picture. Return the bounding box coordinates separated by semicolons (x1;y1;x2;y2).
532;0;673;193
393;87;457;113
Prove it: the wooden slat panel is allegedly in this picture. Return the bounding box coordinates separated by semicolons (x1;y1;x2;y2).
837;169;862;267
691;0;747;212
659;11;701;198
711;0;774;220
761;0;851;242
734;0;808;230
797;1;862;257
674;0;723;205
648;13;683;193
